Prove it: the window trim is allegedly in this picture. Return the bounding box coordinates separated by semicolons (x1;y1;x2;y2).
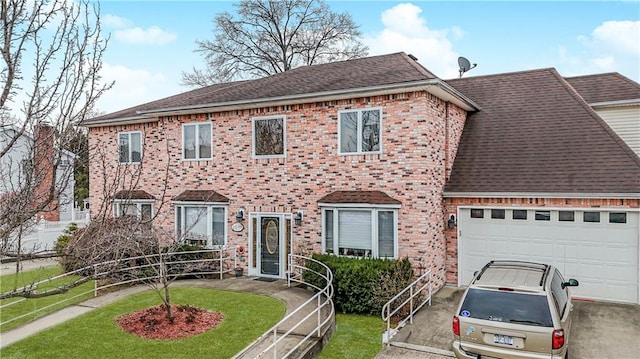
491;209;505;219
470;208;484;219
512;209;527;220
174;203;228;248
583;211;601;223
118;131;142;164
113;199;154;220
609;212;627;224
182;122;213;161
252;115;286;159
321;207;398;259
338;107;383;155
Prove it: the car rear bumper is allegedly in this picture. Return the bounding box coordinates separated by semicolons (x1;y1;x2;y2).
453;341;567;359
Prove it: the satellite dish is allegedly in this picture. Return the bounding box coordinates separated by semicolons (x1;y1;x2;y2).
458;56;477;78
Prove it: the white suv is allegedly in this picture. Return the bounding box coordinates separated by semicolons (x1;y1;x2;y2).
452;261;579;359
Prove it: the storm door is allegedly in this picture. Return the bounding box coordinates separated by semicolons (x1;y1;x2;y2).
249;213;292;278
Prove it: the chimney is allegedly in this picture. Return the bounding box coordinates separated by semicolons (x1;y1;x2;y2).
33;123;59;221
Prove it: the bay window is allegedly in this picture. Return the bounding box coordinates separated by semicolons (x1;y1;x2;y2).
322;208;397;258
175;205;226;247
113;201;153;221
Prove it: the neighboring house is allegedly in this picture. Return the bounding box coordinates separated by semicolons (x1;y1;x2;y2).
81;52;640;304
565;73;640;156
0;124;76;222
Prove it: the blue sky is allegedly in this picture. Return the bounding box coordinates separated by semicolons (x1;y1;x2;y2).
95;1;640;114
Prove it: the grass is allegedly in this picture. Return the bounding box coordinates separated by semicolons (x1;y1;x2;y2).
1;287;285;359
0;265;95;332
318;313;383;359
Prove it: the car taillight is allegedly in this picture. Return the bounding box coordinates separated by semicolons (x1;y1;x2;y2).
552;329;565;349
453;315;460;336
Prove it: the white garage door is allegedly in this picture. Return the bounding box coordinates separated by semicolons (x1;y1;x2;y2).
458;207;639;303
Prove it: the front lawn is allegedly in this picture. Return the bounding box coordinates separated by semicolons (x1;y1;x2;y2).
0;265;95;332
1;287;285;359
318;313;383;359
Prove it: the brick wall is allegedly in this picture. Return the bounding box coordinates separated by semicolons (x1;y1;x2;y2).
33;123;59;221
443;196;640;284
88;92;468;288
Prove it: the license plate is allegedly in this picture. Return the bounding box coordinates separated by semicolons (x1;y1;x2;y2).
494;334;513;345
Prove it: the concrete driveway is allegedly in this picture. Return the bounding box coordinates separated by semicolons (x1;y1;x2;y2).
376;286;640;359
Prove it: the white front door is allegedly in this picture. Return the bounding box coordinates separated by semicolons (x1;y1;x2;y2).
248;213;292;278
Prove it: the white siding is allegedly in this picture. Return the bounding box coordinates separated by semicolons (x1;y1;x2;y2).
595;106;640;156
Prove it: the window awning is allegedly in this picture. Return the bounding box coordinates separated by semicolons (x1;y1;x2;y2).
173;190;229;203
318;190;401;206
113;190;155;200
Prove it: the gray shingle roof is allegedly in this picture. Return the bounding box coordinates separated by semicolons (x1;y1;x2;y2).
445;68;640;196
173;190;229;203
83;52;438;125
113;190;155;200
564;73;640;104
318;191;401;205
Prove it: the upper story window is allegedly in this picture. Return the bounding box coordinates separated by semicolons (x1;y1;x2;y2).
183;122;212;160
253;116;285;158
118;131;142;163
338;108;382;154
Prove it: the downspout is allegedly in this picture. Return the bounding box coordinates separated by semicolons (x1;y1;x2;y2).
444;102;450;181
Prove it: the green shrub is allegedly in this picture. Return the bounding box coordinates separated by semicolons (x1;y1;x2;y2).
304;254;414;315
54;223;79;256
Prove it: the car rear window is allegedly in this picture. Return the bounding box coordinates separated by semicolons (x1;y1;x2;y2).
459;288;553;327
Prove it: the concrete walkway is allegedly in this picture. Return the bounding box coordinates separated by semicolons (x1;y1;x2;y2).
375;285;640;359
375;286;459;359
0;272;317;351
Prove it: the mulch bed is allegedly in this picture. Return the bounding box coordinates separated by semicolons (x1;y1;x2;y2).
116;304;223;339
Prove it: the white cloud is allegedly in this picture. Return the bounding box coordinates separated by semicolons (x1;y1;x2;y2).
363;3;462;79
103;13;177;45
591;20;640;55
103;14;131;29
561;20;639;80
114;26;177;45
96;63;173;114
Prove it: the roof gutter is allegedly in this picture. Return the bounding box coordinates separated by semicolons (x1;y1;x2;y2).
82;79;481;127
589;98;640;109
443;191;640;199
80;114;158;128
134;79;480;116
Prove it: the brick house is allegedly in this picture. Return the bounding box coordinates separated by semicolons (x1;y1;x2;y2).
1;124;76;222
81;52;640;303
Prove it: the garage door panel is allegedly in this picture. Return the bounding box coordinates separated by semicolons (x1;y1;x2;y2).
459;208;639;303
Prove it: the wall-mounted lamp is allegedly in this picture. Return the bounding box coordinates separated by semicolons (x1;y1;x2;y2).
235;209;245;222
447;214;457;229
294;211;304;226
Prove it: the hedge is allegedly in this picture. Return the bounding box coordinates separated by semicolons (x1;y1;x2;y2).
304;254;414;315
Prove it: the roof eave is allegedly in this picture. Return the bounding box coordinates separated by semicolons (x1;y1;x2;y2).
136;80;480;117
443;191;640;199
80;114;157;128
590;99;640;109
318;202;402;208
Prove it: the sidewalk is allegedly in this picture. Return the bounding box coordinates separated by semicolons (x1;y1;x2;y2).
0;257;59;274
0;276;316;350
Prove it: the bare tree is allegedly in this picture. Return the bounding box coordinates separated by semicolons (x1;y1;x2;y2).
182;0;369;86
0;0;111;269
2;129;226;323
